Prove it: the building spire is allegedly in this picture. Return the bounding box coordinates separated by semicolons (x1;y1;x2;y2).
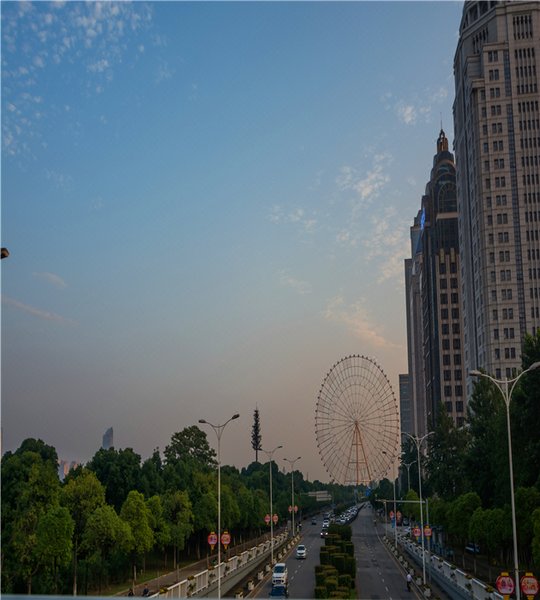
437;128;448;153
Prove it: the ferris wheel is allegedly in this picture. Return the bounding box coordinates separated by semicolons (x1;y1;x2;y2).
315;355;400;486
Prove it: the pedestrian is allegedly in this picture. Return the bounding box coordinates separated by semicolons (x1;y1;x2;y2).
406;572;412;592
142;585;149;597
128;589;134;597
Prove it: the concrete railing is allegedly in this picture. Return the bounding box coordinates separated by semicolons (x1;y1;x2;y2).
153;532;291;599
391;534;504;600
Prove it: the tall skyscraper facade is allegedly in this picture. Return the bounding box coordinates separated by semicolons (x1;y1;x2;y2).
453;1;540;386
405;131;466;433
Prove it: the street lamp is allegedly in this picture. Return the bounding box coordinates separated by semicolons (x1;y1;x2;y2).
402;431;434;585
283;456;301;536
198;413;240;599
262;445;283;564
470;361;540;600
383;451;399;550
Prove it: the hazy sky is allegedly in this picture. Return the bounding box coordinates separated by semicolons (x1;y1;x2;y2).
2;0;462;483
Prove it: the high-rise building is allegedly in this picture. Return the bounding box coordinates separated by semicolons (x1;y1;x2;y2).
453;1;540;387
102;427;114;450
398;373;413;434
405;131;467;432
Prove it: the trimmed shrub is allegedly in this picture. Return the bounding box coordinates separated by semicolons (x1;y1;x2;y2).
320;549;330;565
330;553;346;573
314;585;328;599
343;541;354;556
344;555;356;578
338;574;352;589
325;576;338;593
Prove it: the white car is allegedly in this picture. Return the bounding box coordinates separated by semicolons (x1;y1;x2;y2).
296;544;306;559
272;563;288;586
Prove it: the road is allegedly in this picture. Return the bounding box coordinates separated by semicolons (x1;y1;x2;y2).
252;506;425;599
352;504;415;599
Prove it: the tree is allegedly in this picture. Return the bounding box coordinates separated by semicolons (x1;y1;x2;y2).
81;505;132;593
61;468;106;595
162;490;193;569
426;404;470;499
35;506;74;593
446;492;482;561
512;330;540;489
1;447;61;594
140;449;165;498
251;408;262;462
465;376;508;506
146;495;171;555
87;447;142;511
120;491;154;584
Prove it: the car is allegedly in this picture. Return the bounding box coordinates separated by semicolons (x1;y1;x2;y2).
296;544;307;559
465;542;480;554
272;563;288;586
269;584;289;598
320;529;328;538
311;518;317;525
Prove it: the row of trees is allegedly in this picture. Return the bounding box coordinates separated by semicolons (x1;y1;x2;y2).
371;330;540;571
1;427;354;595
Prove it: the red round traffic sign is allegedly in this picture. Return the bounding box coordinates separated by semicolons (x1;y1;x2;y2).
288;505;292;512
424;526;432;538
521;573;539;596
208;532;218;546
496;573;515;595
413;527;421;537
272;514;278;524
264;514;271;524
294;505;298;512
221;531;231;547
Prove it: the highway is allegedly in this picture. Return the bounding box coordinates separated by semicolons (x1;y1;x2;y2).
252;505;425;599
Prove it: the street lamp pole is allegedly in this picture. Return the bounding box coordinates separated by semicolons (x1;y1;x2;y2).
198;413;240;600
470;361;540;600
263;445;283;564
402;431;434;585
383;451;399;549
283;456;301;536
402;461;416;493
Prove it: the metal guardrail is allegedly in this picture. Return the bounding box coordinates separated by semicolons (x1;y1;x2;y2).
392;534;504;600
153;532;291;599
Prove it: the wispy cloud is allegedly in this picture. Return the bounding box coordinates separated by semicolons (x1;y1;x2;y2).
32;271;67;289
336;152;392;206
2;1;153;157
269;206;317;234
2;295;75;325
278;270;312;295
362;206;410;284
323;295;399;349
385;85;450;126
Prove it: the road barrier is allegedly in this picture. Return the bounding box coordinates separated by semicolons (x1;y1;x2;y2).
153;532;291;598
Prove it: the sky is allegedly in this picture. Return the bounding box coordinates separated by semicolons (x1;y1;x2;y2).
1;0;463;484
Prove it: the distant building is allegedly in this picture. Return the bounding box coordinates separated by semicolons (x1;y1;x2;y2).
102;427;114;450
58;459;79;482
453;1;540;389
405;130;467;432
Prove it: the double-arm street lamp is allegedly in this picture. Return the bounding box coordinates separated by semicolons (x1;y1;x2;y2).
402;431;434;585
262;445;283;564
283;456;301;536
198;413;240;599
470;361;540;600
